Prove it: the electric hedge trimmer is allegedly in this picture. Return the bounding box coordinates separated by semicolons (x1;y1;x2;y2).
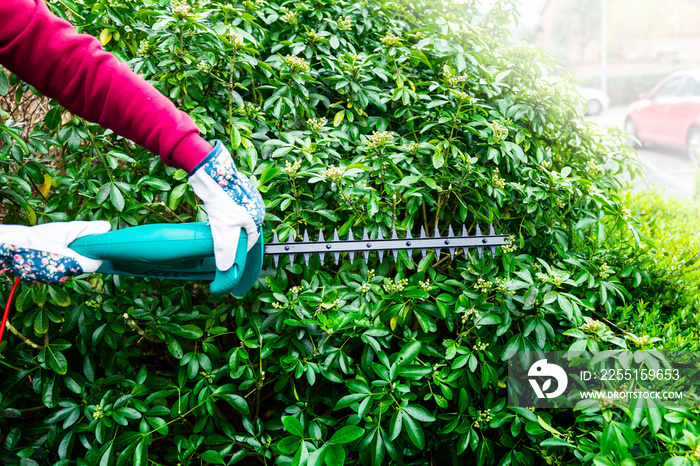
68;223;511;295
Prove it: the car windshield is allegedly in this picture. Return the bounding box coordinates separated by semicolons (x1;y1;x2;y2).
652;76;686;98
680;76;700;97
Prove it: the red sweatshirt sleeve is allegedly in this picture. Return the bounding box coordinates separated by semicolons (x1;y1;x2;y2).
0;0;212;172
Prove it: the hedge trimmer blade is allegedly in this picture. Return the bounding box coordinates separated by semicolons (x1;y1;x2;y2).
266;225;511;267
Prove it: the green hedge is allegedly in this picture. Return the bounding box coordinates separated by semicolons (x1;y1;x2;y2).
609;188;700;343
1;0;700;465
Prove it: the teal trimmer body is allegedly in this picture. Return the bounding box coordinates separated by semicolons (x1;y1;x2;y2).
68;223;263;296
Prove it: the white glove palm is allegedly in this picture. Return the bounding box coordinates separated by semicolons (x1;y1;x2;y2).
188;141;265;274
0;221;111;284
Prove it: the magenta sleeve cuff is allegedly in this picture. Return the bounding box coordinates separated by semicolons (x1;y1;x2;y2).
171;134;215;173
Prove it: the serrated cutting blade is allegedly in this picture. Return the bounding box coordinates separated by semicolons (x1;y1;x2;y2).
264;225;510;265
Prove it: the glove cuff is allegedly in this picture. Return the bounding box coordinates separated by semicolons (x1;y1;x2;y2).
1;243;83;284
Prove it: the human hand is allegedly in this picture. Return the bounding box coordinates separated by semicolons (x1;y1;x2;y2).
187;142;265;294
0;221;111;284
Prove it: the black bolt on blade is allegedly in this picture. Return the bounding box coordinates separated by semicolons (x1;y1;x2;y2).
401;228;412;262
362;228;369;264
363;231;379;261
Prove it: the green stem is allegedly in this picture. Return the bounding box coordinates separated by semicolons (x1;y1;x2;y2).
448;101;464;142
228;51;238;149
291;178;300;218
88;133;117;184
0;357;22;371
337;180;363;219
143;396;210;437
5;321;43;349
378;149;386;189
57;0;85;19
143;204;185;224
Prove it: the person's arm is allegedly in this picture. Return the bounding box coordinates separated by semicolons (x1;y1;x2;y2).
0;0;265;294
0;0;212;171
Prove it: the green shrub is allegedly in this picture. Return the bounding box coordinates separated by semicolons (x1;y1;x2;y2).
1;0;699;465
606;188;700;349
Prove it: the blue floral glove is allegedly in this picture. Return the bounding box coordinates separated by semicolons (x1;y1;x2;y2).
0;221;111;284
188;142;265;288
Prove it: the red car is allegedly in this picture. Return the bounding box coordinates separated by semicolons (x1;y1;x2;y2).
625;69;700;161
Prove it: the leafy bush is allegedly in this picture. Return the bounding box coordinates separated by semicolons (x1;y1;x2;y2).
606;188;700;348
1;0;699;465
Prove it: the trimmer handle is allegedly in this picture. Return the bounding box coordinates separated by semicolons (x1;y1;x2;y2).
68;222;263;296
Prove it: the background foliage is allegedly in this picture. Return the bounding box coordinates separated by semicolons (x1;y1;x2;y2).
1;0;700;465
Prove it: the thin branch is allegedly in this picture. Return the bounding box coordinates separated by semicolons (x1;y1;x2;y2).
5;321;43;349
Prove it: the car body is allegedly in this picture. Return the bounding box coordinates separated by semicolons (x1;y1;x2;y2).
625;69;700;161
577;86;610;116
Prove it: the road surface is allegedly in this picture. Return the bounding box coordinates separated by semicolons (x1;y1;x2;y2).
586;108;695;197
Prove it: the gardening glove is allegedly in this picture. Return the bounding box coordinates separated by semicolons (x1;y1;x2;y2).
0;221;111;284
187;141;265;292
